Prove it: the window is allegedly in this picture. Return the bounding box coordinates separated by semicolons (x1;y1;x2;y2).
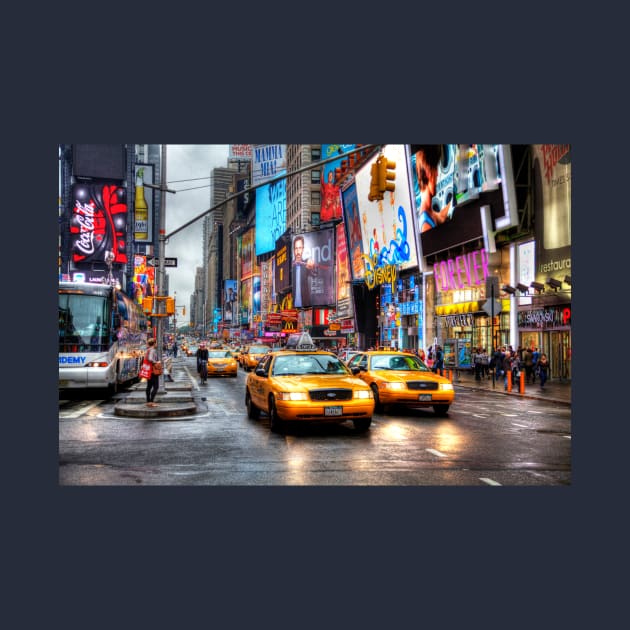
311;191;321;206
311;147;321;161
311;169;320;184
311;212;320;227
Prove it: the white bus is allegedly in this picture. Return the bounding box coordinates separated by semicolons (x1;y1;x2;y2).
59;281;148;392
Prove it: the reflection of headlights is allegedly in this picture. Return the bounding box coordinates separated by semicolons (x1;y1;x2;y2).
385;382;405;391
439;383;454;391
277;392;308;401
353;390;373;399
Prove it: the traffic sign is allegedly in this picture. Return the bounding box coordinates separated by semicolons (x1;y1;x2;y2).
146;256;178;267
481;299;502;317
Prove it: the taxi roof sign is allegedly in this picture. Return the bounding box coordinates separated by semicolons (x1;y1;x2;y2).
284;332;317;351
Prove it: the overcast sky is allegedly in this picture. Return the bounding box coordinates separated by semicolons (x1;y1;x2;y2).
163;145;230;312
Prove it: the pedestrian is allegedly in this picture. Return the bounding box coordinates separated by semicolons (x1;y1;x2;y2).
523;347;534;383
531;347;540;383
433;345;444;375
538;352;550;389
480;348;490;378
172;340;178;358
426;346;434;369
472;346;482;380
144;337;160;407
501;349;512;390
196;342;209;384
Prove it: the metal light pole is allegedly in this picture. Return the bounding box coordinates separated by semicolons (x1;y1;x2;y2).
156;144;168;393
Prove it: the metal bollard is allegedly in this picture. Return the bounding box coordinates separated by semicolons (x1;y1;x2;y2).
520;370;525;394
507;370;512;392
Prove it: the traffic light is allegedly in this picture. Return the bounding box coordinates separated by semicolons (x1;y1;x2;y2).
377;154;396;195
182;307;186;316
142;297;153;314
368;154;396;201
368;162;382;201
165;297;175;315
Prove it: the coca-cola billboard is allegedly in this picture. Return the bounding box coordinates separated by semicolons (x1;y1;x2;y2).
70;183;128;264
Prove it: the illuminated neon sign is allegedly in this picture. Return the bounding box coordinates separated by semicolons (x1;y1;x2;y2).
434;247;490;292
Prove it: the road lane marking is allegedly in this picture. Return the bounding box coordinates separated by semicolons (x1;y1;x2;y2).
426;448;446;458
480;477;502;486
512;423;528;428
60;401;102;419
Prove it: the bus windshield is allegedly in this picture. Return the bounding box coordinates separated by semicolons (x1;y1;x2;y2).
59;293;111;352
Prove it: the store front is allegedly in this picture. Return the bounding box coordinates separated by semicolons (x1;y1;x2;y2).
517;304;571;381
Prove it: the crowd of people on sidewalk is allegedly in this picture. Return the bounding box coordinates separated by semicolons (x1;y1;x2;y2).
471;345;549;390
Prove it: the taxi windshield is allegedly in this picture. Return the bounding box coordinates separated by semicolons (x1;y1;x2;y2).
370;354;431;371
272;354;349;376
207;350;231;358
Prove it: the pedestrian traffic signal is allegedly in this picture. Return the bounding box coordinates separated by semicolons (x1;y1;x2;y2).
368;162;382;201
377;155;396;195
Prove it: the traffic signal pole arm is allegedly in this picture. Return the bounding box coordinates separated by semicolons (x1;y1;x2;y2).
164;144;382;241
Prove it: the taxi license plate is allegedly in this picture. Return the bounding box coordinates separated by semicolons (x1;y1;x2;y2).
419;394;432;401
324;406;343;416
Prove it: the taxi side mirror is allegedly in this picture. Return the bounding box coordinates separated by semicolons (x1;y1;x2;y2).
351;366;361;375
255;367;267;377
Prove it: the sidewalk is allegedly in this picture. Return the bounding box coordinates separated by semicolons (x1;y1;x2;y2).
449;369;571;405
114;357;198;419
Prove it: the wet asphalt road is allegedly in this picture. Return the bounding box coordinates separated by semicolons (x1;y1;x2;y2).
59;356;571;486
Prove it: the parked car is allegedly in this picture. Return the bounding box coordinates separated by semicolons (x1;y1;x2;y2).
206;349;238;378
245;332;374;433
241;344;272;371
346;350;455;415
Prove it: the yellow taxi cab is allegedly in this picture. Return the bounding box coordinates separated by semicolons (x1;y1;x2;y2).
241;343;272;371
346;350;455;415
245;332;374;433
206;348;238;378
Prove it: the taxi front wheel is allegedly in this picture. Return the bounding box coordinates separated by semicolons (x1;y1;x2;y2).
370;384;382;412
353;417;372;432
245;390;260;419
433;404;450;416
268;395;285;433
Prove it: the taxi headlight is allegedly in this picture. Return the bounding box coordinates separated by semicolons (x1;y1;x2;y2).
353;390;373;399
385;382;405;390
439;382;454;391
277;392;309;401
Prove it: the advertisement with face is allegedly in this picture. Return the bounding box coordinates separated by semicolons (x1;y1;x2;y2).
292;229;335;308
353;144;419;272
321;144;356;222
341;182;365;281
224;279;237;323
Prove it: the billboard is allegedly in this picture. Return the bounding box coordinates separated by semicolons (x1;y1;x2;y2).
291;229;335;308
321;144;356;222
335;222;354;320
274;230;292;294
73;144;126;180
411;144;518;258
253;144;287;256
134;163;154;242
241;228;255;279
70;182;128;265
341;182;365;281
229;144;252;160
255;178;286;256
353;145;419;272
223;279;237;324
532;144;571;283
